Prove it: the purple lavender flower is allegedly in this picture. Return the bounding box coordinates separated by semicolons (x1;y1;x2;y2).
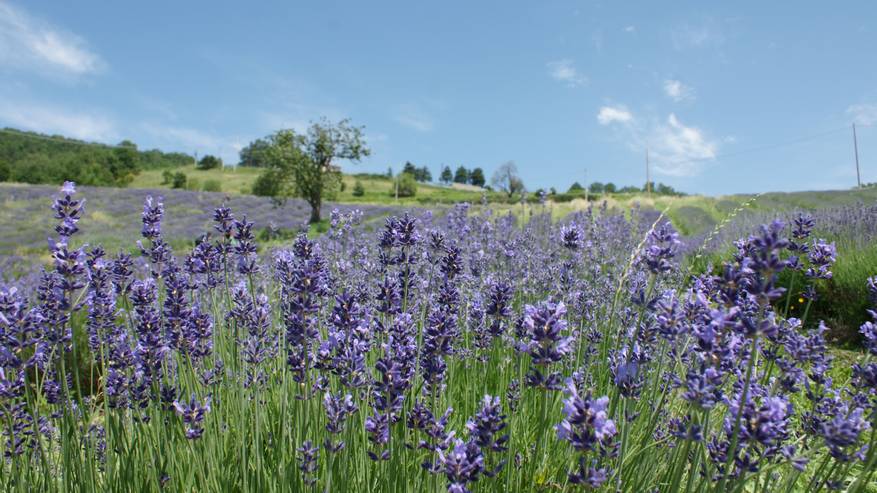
556;381;617;453
642;222;681;274
805;239;836;280
297;440;320;485
518;300;572;390
172;394;211;440
465;395;509;453
436;438;484;493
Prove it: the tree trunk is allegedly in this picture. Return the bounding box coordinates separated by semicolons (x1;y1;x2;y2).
309;201;321;224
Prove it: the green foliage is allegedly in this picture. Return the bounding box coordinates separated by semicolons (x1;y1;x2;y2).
197;155;222;170
161;170;175;185
171;172;187;189
440;165;453;184
469;167;485;187
568;182;584;193
202;179;222;192
238;138;272;167
453;165;469;184
0;127;192;187
186;178;201;191
251;169;282;197
589;182;604;193
604;182;617;193
255;118;370;223
352;180;365;197
391;172;418;197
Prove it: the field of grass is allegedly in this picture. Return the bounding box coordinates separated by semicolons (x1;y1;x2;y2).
129;166;488;205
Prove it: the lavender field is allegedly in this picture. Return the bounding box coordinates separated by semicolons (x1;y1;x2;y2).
0;183;405;279
0;181;874;492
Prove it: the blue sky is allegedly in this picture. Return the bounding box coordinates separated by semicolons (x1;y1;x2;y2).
1;1;876;195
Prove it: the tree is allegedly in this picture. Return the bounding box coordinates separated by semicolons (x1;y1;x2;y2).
391;172;417;197
197;154;222;170
440;166;453;184
604;182;617;193
469;167;485;187
454;166;469;184
403;161;417;175
588;182;604;194
239;138;272;167
416;166;432;183
490;161;525;197
257;118;370;223
386;166;393;178
568;182;584;193
352;180;365;197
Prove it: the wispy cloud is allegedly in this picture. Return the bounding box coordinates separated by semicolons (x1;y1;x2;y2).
847;103;877;125
663;79;694;102
0;100;116;141
597;105;633;125
547;59;588;87
650;114;717;176
671;19;724;50
623;25;636;33
141;122;241;163
597;105;719;177
393;103;434;132
0;2;104;77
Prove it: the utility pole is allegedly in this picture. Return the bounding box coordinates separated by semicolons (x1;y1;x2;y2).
853;123;862;188
645;148;651;197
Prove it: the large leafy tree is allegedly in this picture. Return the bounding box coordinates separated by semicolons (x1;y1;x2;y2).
256;118;370;223
453;166;469;184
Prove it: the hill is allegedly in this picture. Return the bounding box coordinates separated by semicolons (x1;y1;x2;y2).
0;128;193;187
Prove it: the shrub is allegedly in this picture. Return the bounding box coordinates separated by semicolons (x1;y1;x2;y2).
352;180;365;197
171;172;187;189
251;170;281;197
197;155;222;170
186;178;201;191
203;179;222;192
390;172;417;198
161;169;175;185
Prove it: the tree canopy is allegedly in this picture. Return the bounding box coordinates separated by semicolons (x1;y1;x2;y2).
468;167;485;187
0;127;192;186
252;119;370;223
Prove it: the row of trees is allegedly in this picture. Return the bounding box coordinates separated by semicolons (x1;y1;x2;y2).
0;128;193;186
567;181;684;196
437;165;486;187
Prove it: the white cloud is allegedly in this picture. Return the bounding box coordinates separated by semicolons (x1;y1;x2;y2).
393;104;434;132
663;79;694;102
847;103;877;125
597;105;633;125
649;113;717;176
0;2;104;76
547;59;588;87
597;105;719;177
0;101;116;141
624;25;636;33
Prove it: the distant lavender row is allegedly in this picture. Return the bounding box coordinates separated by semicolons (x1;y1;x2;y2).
685;201;877;255
0;183;405;256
